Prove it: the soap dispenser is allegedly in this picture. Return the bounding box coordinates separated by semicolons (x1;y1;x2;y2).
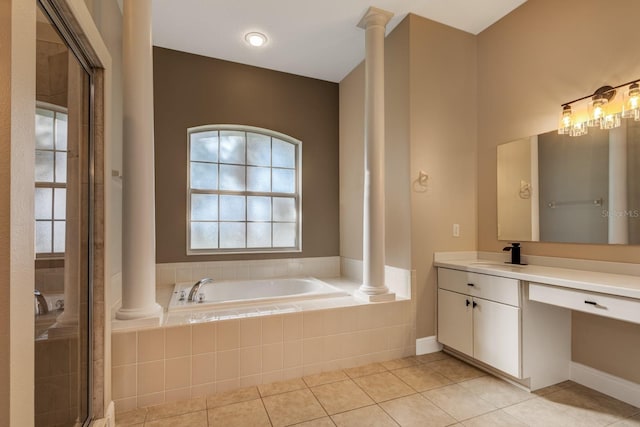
503;242;524;265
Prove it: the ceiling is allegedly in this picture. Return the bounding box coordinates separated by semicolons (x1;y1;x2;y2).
151;0;526;83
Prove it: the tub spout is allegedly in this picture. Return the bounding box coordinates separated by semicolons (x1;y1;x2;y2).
188;278;214;302
34;289;49;315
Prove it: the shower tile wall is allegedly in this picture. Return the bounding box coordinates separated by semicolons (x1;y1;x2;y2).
112;299;415;412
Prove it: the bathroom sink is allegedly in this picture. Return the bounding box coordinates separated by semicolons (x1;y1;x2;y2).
470;261;526;268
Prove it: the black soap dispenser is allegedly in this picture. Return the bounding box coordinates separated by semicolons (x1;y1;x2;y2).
503;242;524;265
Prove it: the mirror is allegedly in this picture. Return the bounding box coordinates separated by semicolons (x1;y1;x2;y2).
497;120;640;244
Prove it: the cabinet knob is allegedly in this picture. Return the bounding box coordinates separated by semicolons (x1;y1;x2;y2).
467;283;475;287
466;299;471;306
472;301;478;308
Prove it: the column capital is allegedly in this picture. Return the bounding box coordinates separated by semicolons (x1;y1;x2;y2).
357;6;394;30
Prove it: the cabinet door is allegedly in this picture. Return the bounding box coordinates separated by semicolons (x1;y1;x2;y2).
437;289;473;357
473;297;521;378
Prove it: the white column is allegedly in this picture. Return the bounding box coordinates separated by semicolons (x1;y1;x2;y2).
117;0;162;320
608;126;628;244
356;7;395;302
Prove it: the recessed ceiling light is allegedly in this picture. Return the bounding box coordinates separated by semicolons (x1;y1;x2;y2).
245;32;267;47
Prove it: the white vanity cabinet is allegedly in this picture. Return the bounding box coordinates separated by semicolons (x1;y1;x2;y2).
437;268;521;377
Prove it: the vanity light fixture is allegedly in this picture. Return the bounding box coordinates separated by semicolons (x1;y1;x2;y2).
244;31;267;47
558;80;640;136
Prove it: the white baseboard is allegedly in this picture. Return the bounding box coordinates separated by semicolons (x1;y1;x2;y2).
571;362;640;407
416;336;443;355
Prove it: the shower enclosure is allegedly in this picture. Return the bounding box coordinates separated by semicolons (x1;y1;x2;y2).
34;2;94;425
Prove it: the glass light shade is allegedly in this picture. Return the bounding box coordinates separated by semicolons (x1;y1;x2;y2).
569;121;588;137
558;105;573;135
601;113;621;129
587;97;608;127
622;82;640;119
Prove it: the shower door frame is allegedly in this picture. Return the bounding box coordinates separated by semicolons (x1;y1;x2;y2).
37;0;108;423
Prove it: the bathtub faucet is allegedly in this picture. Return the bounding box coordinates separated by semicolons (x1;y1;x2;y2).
188;278;214;302
34;289;49;315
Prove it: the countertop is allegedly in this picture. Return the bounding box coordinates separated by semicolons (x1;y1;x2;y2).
434;258;640;300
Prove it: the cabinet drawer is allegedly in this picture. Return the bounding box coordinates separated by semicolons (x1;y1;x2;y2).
438;268;520;306
529;283;640;324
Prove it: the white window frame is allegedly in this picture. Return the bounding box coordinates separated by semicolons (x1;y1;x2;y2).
186;124;302;255
35;101;68;259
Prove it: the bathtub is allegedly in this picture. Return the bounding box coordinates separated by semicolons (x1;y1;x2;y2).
168;277;349;312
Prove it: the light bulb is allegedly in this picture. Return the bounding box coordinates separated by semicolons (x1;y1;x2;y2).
588;96;608;127
245;32;267;47
622;82;640;119
558;104;573;135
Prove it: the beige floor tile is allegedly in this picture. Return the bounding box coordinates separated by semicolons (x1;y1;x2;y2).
415;352;451;364
292;417;336;426
146;397;206;421
503;395;585;427
259;377;307;397
392;364;453;392
207;398;271;427
458;376;534;408
461;409;528;427
144;410;207;427
344;363;387;379
352;372;414;403
331;405;398;427
115;408;147;426
381;357;418;371
532;380;574;397
311;379;374;415
206;386;260;409
609;414;640;426
381;393;456;427
543;384;639;426
422;383;496;421
425;358;486;382
263;388;327;427
303;370;348;387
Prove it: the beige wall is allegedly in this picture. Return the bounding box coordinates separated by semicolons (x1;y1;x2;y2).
153;47;340;263
477;0;640;383
339;15;477;338
0;0;36;424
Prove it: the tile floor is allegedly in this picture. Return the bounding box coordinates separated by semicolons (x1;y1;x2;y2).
116;352;640;427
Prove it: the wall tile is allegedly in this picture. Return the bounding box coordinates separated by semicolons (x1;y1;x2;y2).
138;328;165;362
262;315;283;344
164;387;191;403
191;352;215;386
137;361;164;395
283;313;303;341
165;326;191;359
303;311;324;338
165;356;190;390
283;340;302;368
192;323;216;354
239;346;262;376
262;343;283;372
216;350;239;381
216;319;239;351
190;382;216;398
215;378;239;393
239;317;262;348
112;364;136;399
137;391;164;408
302;337;324;365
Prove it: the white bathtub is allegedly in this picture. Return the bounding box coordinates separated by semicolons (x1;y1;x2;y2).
168;277;349;312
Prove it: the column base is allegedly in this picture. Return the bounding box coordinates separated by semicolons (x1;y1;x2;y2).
115;303;163;321
354;289;396;302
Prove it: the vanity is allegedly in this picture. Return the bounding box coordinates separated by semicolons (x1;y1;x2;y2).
435;255;640;391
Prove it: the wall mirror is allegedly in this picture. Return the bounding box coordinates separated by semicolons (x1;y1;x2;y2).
497;120;640;244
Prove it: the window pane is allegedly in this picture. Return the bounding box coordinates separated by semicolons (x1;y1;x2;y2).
35;109;54;149
247;223;271;248
220;222;245;248
191;194;218;221
273;197;296;222
190;131;218;162
219;164;246;191
247;196;271;221
272;168;295;193
190;162;218;190
273;223;296;247
36;221;52;253
247;166;271;192
191;222;218;249
219;131;245;164
54;188;66;220
55;152;67;183
53;221;65;253
247;133;271;166
35;151;54;182
55;112;68;150
272;139;295;168
220;195;245;221
35;188;53;220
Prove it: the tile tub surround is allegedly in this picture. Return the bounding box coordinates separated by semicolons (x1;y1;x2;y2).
112;299;416;412
114;353;640;427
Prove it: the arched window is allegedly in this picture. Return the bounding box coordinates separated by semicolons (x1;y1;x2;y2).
187;125;301;254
